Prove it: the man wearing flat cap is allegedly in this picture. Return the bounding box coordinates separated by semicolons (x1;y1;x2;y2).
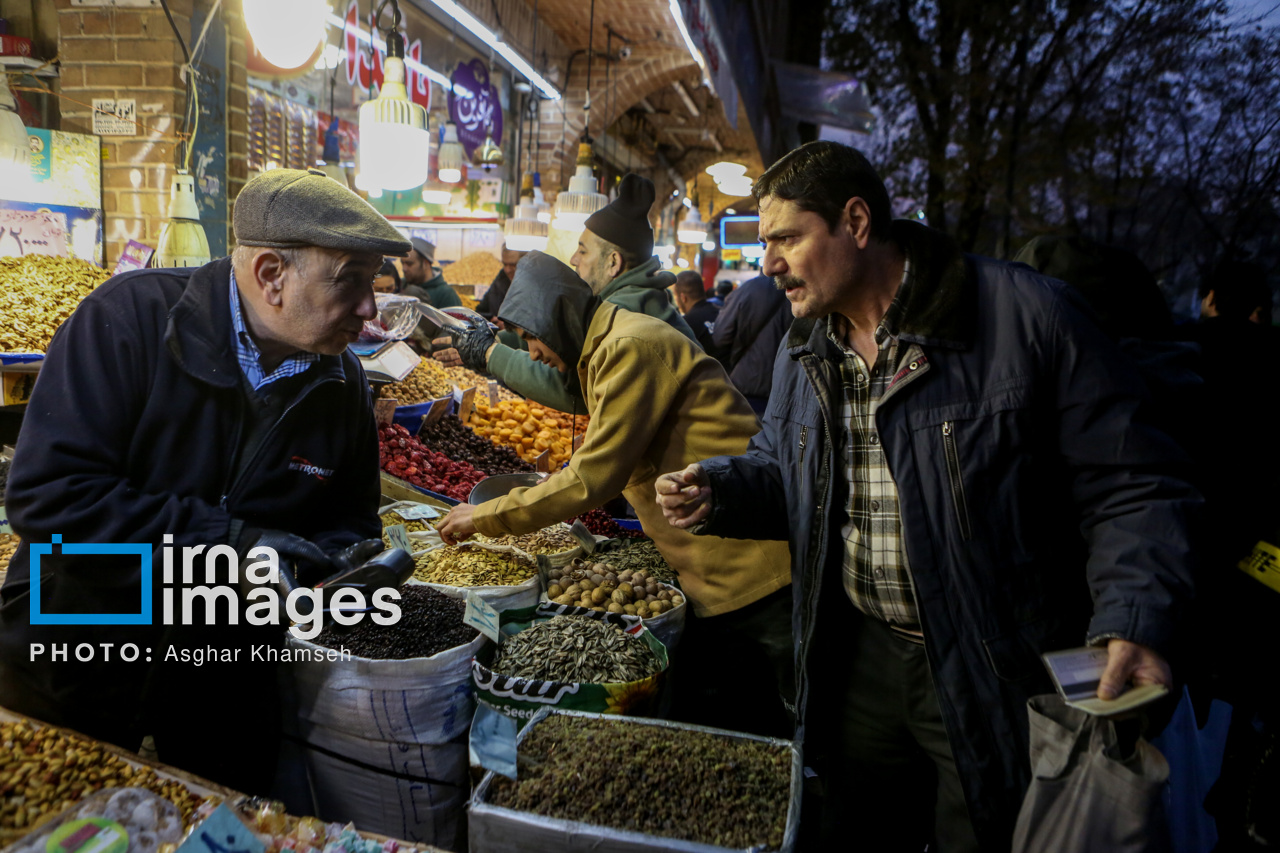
0;168;406;792
453;173;697;413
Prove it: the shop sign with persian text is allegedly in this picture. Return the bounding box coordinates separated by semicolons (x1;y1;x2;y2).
448;59;503;158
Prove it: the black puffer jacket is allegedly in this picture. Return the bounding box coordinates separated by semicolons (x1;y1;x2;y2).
711;275;792;400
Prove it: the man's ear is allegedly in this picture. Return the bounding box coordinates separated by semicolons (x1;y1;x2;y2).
252;250;288;308
843;197;874;249
608;249;624;279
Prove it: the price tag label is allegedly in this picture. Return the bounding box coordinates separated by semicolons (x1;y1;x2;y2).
469;700;519;779
488;380;499;407
0;505;9;535
534;450;551;473
396;503;440;520
176;804;266;853
379;341;421;381
459;386;477;421
569;519;597;554
373;398;397;426
385;523;413;554
423;395;452;428
572;433;584;453
464;589;502;642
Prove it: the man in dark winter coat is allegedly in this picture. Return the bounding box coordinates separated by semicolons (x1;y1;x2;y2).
0;168;404;793
674;270;723;360
711;273;792;415
656;142;1199;851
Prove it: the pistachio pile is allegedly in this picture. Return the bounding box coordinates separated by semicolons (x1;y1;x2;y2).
547;560;684;618
381;510;435;547
0;534;17;576
489;714;791;849
377;358;453;404
412;545;537;587
0;720;212;832
489;615;661;684
480;527;578;555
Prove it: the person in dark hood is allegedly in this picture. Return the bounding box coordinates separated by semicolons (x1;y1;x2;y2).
439;252;796;737
450;174;697;413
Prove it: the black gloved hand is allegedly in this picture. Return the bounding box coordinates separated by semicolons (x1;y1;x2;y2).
453;317;498;372
329;539;386;575
236;528;331;589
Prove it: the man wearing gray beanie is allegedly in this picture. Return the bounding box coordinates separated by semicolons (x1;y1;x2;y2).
453;173;698;413
0;168;409;794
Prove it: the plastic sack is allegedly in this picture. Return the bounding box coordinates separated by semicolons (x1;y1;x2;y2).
360;293;424;342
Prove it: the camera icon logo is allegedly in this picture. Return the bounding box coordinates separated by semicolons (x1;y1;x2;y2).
29;535;153;626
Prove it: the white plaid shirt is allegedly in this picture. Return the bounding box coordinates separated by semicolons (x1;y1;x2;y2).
229;268;319;390
828;261;925;633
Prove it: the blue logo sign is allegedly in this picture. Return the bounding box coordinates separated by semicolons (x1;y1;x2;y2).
29;535;152;626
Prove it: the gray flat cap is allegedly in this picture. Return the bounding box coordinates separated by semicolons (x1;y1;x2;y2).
234;168;411;256
410;237;436;263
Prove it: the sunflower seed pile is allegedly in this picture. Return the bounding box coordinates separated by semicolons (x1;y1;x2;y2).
489;615;661;684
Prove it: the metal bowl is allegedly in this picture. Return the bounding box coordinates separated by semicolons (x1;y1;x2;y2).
468;472;545;505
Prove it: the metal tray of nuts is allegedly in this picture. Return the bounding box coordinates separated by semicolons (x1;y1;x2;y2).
468;708;801;853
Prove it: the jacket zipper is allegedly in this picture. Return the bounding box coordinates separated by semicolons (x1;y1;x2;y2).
220;376;342;510
795;357;834;736
799;425;808;462
941;421;972;541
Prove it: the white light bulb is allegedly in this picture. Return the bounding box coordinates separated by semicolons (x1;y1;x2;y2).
676;258;690;268
244;0;329;69
438;168;462;184
702;241;715;251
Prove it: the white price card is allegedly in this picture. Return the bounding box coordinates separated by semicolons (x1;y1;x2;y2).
176;804;265;853
396;503;440;520
0;505;9;534
488;380;499;407
385;523;413;554
377;341;420;381
464;590;501;642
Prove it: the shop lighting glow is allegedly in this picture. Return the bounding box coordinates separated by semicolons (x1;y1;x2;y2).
155;173;211;268
668;0;709;86
437;121;465;183
551;142;608;232
358;22;431;192
421;188;453;204
0;75;33;200
315;43;344;71
702;240;715;251
705;161;747;182
677;194;708;244
676;257;690;268
246;0;330;69
741;245;764;259
716;176;754;197
505;173;550;251
410;0;561;100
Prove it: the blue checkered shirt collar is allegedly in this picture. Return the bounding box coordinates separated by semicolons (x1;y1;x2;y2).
228;267;320;390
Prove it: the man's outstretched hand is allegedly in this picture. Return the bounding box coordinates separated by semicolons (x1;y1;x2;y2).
655;463;713;529
1097;638;1172;700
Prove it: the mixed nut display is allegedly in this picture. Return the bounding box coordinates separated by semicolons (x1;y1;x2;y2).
377;358;454;404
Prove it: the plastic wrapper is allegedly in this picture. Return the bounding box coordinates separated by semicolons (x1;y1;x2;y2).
6;787;183;853
360;294;424;342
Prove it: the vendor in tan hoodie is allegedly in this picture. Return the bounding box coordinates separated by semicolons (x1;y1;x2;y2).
437;251;794;736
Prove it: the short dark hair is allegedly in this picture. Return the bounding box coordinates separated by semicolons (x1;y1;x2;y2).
378;258;402;289
674;271;705;301
754;141;892;240
1201;260;1270;320
715;280;734;297
598;236;645;273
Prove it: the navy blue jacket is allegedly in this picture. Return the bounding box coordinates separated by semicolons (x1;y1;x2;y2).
711;274;792;400
697;221;1199;849
0;258;380;738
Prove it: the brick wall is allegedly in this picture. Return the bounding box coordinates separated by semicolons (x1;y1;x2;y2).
56;0;191;266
